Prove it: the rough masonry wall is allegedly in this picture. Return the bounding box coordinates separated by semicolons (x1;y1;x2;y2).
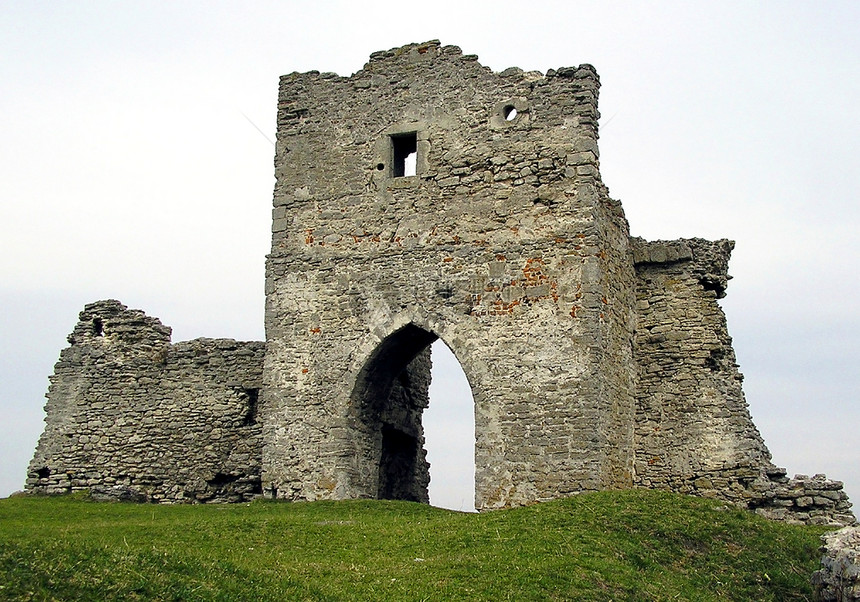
27;300;265;503
632;238;769;498
633;239;854;526
374;348;432;503
264;40;638;509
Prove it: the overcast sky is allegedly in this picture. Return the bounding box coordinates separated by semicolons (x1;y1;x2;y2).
2;1;858;512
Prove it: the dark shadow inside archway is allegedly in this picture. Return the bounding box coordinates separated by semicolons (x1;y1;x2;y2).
352;324;437;503
351;324;476;509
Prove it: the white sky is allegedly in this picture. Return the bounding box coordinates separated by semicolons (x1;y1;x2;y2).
2;1;858;511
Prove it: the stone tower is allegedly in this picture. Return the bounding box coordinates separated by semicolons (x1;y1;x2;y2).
265;40;669;509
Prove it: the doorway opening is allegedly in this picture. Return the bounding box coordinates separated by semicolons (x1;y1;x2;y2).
350;325;476;510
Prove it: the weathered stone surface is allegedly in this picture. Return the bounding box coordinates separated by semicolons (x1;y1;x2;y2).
754;473;856;527
27;300;265;503
25;42;856;526
265;40;635;509
813;526;860;601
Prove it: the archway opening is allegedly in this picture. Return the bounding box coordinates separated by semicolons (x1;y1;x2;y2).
350;325;476;510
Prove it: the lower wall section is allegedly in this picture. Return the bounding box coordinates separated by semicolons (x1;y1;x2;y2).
26;300;265;503
24;298;855;526
751;469;856;527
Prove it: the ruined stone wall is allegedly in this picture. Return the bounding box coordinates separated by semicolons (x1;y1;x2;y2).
753;470;856;527
264;40;638;508
375;348;432;503
632;237;770;498
632;239;855;526
27;300;265;503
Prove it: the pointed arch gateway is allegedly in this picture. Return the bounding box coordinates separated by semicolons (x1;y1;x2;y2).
349;322;476;507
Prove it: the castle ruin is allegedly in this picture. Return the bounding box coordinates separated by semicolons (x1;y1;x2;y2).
27;41;855;526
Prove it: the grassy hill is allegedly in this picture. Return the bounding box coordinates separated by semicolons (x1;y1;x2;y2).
0;489;827;601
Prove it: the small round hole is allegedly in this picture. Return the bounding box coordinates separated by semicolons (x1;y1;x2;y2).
376;163;385;171
504;105;518;121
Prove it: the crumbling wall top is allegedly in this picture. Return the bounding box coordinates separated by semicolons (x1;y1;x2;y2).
280;40;600;86
632;237;734;298
67;299;171;349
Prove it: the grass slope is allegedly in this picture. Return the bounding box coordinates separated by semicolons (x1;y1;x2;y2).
0;490;826;601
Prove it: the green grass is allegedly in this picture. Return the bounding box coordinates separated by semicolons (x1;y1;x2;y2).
0;490;826;601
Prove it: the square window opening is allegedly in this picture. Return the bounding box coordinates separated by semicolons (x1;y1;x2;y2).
391;133;417;177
